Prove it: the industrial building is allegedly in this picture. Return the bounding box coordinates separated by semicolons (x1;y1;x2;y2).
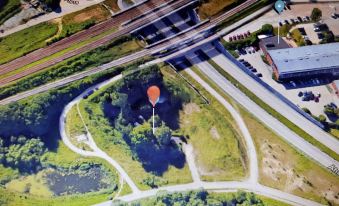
262;41;339;81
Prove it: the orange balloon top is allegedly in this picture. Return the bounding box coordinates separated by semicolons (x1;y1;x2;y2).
147;85;160;107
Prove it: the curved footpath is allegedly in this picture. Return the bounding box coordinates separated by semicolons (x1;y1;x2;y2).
59;73;324;206
59;74;141;194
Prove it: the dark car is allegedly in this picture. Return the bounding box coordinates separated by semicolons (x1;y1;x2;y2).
317;32;324;39
238;59;245;62
251;68;257;73
256;73;262;77
298;91;303;97
243;62;251;67
297;16;302;22
284;20;290;24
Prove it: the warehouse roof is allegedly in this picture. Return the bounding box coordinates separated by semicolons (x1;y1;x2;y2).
268;43;339;74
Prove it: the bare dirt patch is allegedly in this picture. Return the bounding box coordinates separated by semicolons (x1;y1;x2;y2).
183;103;201;115
72;6;108;23
210;127;220;140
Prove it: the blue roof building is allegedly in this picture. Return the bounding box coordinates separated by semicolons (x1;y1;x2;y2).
267;42;339;80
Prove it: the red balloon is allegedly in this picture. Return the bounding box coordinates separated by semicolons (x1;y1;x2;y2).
147;86;160;107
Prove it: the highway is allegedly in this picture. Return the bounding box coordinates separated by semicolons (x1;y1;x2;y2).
0;0;259;86
0;0;261;103
190;53;339;170
0;0;191;85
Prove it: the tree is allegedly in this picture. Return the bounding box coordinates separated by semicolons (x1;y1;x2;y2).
154;124;172;145
261;24;273;34
311;8;322;21
318;114;327;123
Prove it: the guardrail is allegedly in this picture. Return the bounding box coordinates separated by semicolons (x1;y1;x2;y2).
213;40;325;129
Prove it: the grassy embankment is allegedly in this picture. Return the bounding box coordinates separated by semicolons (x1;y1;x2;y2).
0;22;58;65
186;65;339;205
207;60;339;161
0;3;112;66
198;0;236;19
0;35;143;100
0;0;22;25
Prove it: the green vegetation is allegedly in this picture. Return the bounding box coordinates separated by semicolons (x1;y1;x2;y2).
0;63;144;204
50;4;110;43
41;0;61;10
188;66;339;205
0;137;46;173
273;24;292;37
177;68;247;181
0;0;21;25
208;59;339;161
311;7;322;22
0;22;58;65
76;65;193;189
116;190;291;206
0;35;143;100
198;0;237;19
290;28;305;46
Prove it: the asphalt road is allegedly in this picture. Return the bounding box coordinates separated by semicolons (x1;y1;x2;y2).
0;0;258;86
0;0;189;85
193;56;339;170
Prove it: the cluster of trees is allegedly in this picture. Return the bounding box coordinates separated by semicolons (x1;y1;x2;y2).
0;0;21;25
40;0;61;10
93;65;189;174
223;24;273;51
0;136;47;173
116;190;267;206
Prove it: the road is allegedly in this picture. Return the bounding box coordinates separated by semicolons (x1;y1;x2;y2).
0;0;263;104
59;74;141;194
91;70;322;206
0;0;259;86
0;0;190;86
190;53;339;170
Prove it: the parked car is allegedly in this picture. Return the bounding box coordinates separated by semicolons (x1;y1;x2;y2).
297;16;302;22
284;20;290;24
317;32;324;39
251;68;257;73
256;73;262;77
331;13;338;19
330;102;337;108
279;21;283;26
238;59;245;62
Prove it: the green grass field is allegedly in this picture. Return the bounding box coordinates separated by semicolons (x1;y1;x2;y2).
168;67;247;181
0;0;22;25
0;22;58;65
189;64;339;205
208;59;339;161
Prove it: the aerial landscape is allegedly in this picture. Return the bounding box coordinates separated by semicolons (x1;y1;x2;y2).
0;0;338;205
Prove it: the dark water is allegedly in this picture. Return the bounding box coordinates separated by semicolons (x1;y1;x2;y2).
46;166;114;196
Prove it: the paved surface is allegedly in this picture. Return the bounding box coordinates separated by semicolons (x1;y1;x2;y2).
0;50;149;105
93;70;322;206
0;0;106;37
0;0;258;86
224;2;339;39
191;48;339;170
0;0;179;85
59;74;141;194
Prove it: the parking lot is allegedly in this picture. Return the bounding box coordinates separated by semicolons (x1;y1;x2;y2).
238;52;339;118
223;2;339;40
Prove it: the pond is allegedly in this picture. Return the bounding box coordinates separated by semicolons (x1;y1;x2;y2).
45;165;116;196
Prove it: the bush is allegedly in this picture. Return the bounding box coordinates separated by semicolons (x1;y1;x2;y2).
311;8;322;22
261;24;273;34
